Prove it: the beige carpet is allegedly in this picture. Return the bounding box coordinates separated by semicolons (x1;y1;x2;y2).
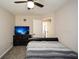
1;46;26;59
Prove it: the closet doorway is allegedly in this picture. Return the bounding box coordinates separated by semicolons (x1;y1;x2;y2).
42;20;53;37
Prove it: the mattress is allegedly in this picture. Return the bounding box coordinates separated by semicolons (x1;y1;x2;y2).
27;41;65;48
26;41;78;59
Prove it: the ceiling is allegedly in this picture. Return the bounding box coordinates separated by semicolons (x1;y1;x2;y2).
0;0;69;16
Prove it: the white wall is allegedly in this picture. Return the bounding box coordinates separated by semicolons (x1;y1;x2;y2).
0;8;14;58
15;15;33;34
15;15;55;37
54;0;78;52
47;21;54;37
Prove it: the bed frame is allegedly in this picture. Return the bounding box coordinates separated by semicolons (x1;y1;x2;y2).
28;37;58;42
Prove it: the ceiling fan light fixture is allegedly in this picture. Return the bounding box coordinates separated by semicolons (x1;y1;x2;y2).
27;1;34;8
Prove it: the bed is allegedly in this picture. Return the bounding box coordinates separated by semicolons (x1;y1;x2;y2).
26;38;78;59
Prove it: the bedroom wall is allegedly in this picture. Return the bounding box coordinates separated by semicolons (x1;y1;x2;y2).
15;15;33;34
15;15;55;37
54;0;78;52
15;15;44;35
0;7;14;58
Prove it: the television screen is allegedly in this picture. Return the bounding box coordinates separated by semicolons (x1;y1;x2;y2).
15;26;29;35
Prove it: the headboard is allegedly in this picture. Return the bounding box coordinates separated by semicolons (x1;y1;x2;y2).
28;37;58;41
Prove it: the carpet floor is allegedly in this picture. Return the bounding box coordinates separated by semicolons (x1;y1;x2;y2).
1;46;26;59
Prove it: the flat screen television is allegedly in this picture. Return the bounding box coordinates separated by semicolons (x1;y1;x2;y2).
15;26;29;35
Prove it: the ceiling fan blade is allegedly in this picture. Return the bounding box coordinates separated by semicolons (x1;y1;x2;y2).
14;1;27;3
34;2;44;8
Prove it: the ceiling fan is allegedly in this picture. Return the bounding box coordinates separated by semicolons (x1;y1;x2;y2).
14;0;44;9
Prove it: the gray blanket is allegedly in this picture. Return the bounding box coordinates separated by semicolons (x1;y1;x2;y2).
26;50;78;59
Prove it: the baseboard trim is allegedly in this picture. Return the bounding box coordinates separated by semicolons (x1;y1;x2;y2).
0;45;13;59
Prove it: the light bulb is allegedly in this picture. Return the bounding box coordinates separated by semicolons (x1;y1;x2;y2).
27;1;34;8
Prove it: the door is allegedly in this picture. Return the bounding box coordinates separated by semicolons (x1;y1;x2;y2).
33;20;42;37
43;21;53;37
